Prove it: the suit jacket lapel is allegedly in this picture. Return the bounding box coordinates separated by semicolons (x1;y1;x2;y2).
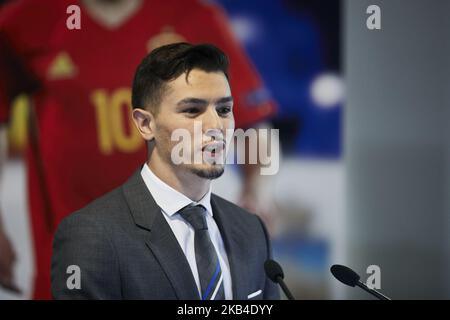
122;169;200;300
211;195;250;300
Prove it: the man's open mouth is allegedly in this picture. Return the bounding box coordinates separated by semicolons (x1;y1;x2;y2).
202;141;225;153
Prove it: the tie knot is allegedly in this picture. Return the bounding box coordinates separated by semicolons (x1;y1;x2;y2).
179;204;208;231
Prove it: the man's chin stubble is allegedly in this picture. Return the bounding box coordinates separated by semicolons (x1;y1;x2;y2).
190;165;225;180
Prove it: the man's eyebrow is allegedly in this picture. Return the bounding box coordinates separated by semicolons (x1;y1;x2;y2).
177;96;234;106
216;96;234;104
177;98;208;106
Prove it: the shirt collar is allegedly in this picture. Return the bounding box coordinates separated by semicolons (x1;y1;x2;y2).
140;163;213;217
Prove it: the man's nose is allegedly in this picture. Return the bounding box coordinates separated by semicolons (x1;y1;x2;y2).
202;106;223;131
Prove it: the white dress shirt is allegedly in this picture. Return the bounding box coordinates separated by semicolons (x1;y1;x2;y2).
140;164;233;300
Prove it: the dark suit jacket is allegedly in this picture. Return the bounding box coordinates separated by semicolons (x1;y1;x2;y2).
51;169;280;300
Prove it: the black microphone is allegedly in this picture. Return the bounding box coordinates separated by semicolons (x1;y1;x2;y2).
264;259;295;300
330;264;391;300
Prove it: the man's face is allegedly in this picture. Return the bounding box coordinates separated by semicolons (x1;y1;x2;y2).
152;69;234;179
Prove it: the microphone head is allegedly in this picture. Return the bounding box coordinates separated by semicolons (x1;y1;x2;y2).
264;259;284;283
330;264;360;287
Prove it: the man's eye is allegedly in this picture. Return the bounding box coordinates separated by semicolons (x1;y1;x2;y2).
218;106;232;115
184;108;200;114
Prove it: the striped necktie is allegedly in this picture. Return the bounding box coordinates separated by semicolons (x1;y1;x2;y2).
178;204;225;300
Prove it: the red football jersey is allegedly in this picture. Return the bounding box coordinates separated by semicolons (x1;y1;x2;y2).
0;0;276;299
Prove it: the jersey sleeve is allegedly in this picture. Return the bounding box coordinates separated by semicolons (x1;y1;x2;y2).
181;0;278;129
0;85;9;124
0;1;40;124
0;30;18;123
0;33;36;124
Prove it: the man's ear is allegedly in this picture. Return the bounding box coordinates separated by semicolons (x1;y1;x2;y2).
132;108;156;141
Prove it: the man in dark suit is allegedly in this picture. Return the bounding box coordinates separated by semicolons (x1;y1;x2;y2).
51;42;279;300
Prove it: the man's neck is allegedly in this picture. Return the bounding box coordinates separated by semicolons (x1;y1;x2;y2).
146;156;210;203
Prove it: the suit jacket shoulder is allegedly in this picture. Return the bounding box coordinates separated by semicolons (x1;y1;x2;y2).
51;170;280;300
